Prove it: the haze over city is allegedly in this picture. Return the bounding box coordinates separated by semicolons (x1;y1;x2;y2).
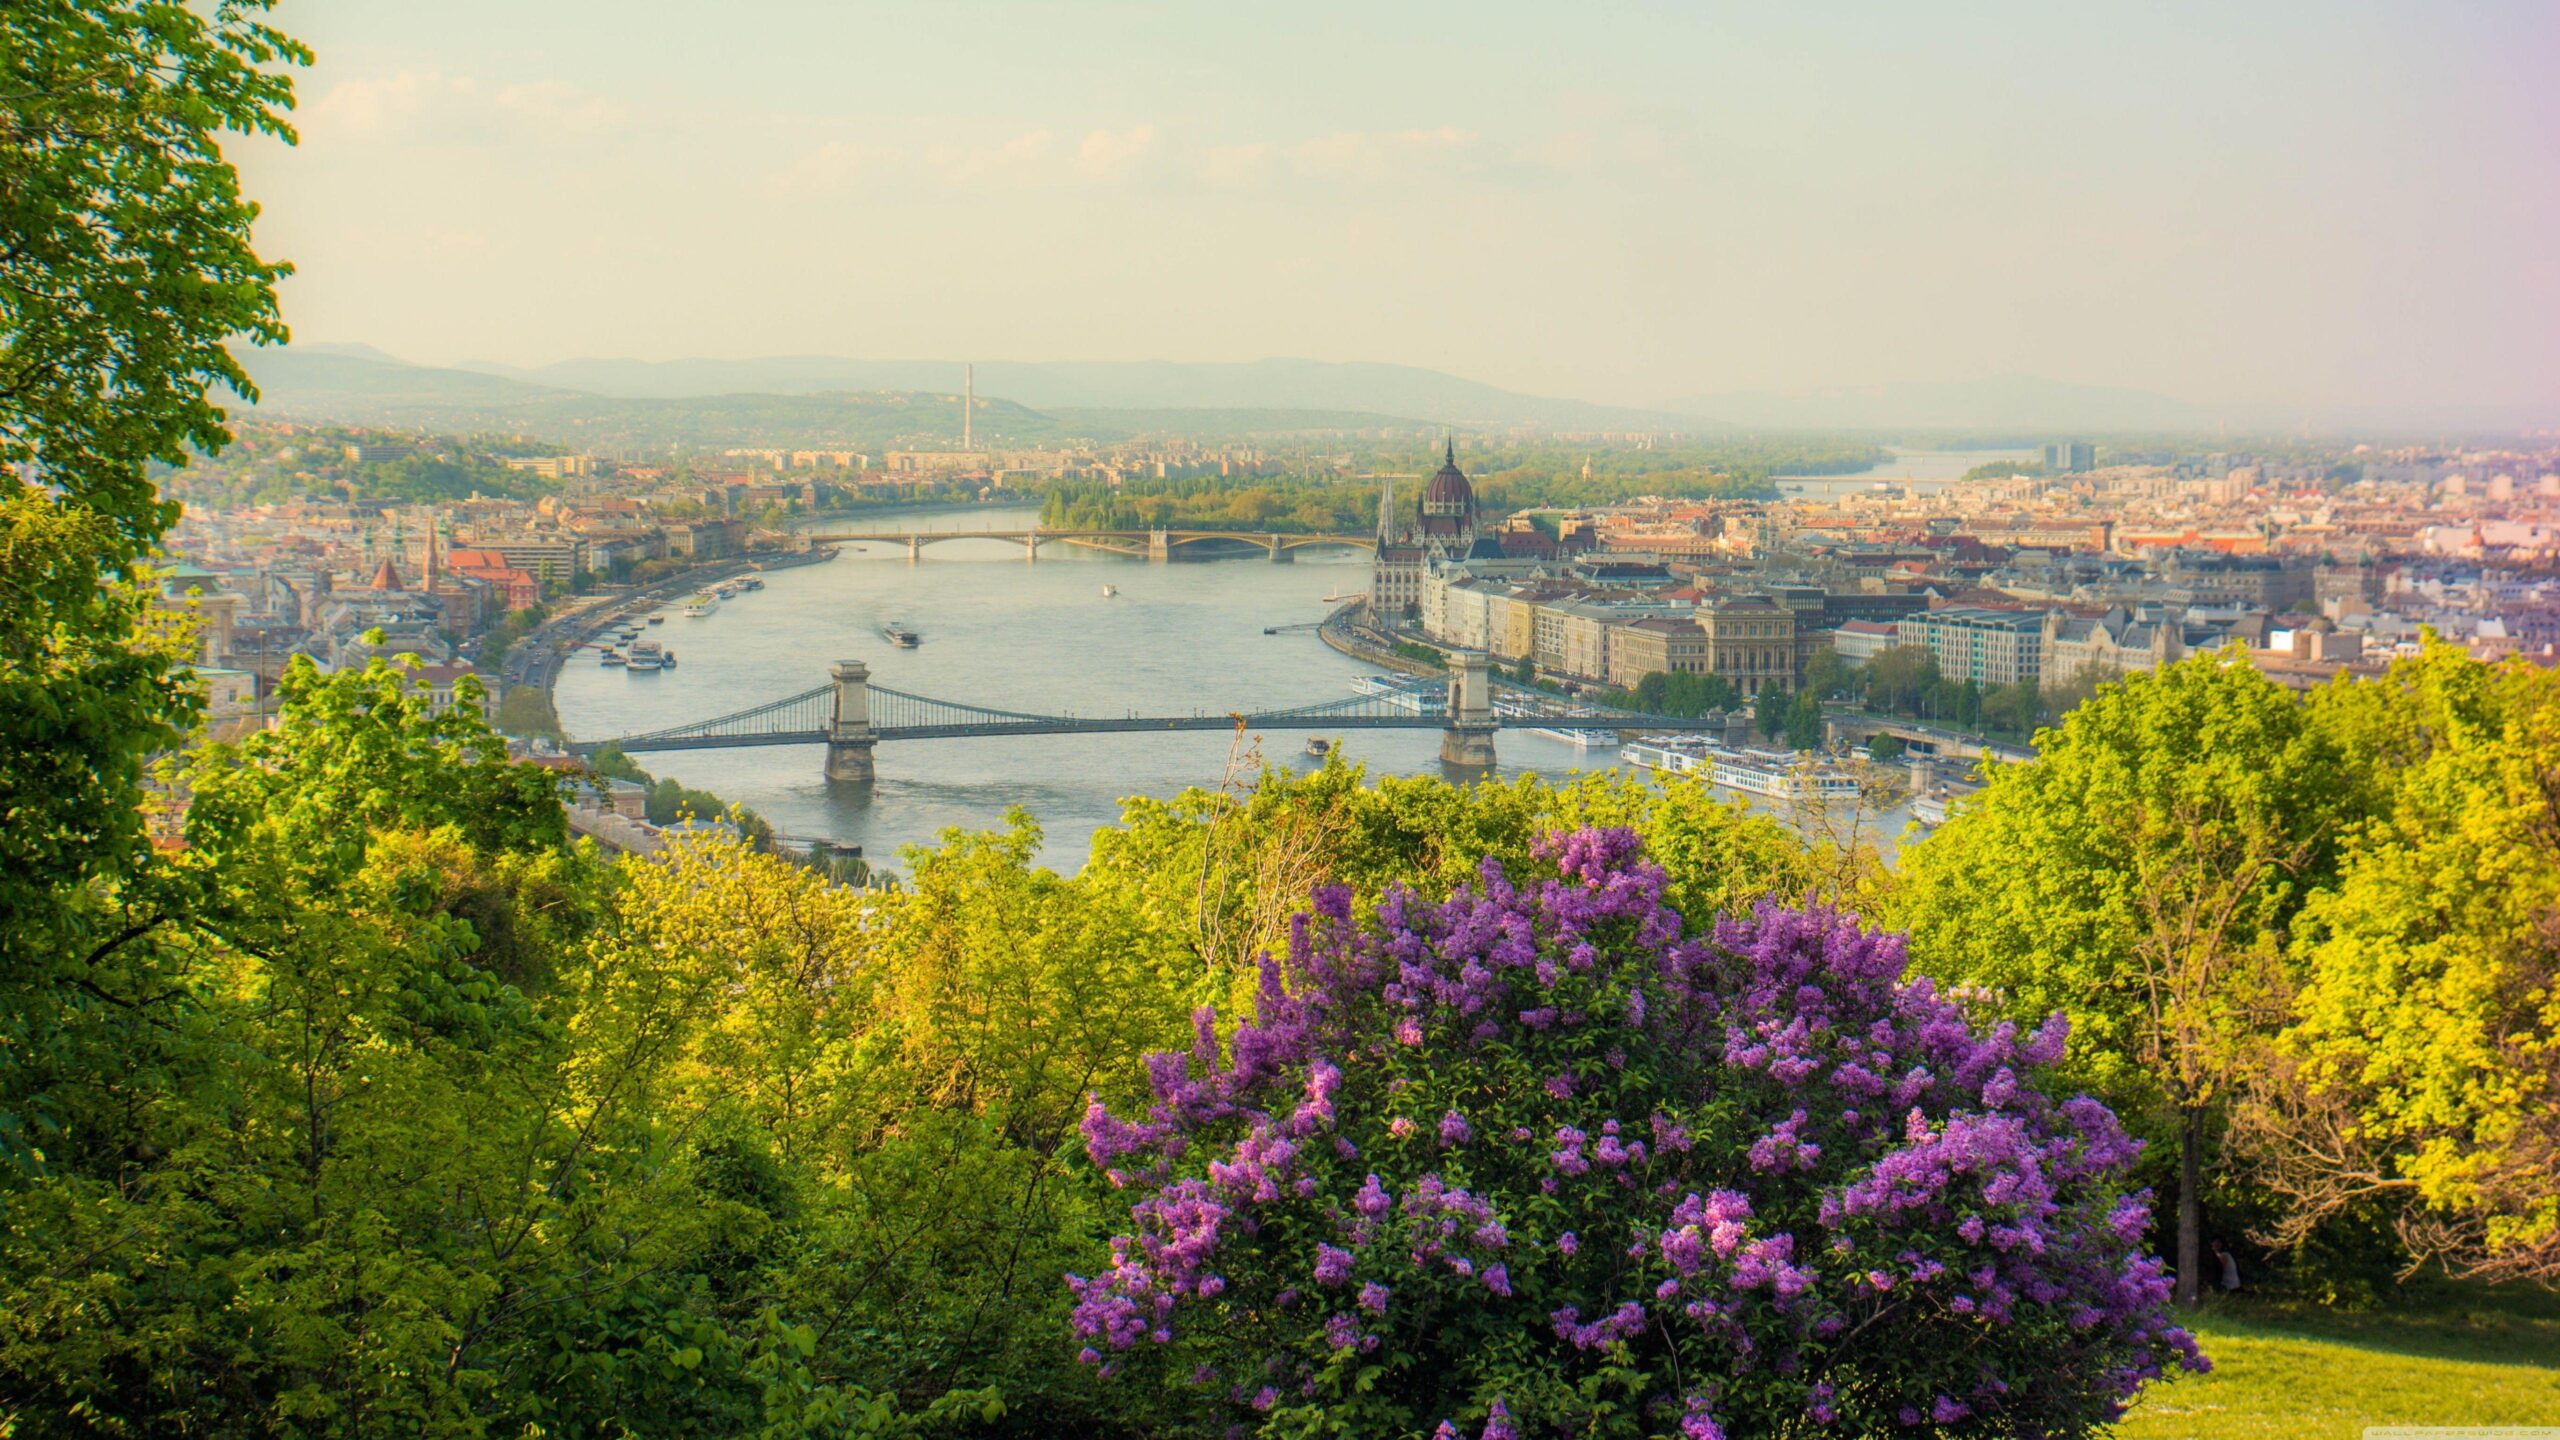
236;0;2560;428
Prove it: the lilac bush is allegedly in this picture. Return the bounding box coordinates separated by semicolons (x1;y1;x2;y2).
1069;828;2204;1438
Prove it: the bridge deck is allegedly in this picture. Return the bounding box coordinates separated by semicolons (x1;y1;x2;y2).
797;527;1375;549
568;676;1707;756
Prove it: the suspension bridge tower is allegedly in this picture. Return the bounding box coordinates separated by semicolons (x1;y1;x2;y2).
826;659;877;782
1439;651;1497;768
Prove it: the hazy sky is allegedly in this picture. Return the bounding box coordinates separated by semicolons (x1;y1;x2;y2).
233;1;2559;416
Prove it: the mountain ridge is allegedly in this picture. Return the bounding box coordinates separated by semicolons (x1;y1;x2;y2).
448;354;1695;431
237;345;2338;436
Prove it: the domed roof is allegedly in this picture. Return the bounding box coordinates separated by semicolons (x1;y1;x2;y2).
1423;439;1473;508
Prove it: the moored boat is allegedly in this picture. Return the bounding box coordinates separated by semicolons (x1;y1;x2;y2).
1618;739;1860;799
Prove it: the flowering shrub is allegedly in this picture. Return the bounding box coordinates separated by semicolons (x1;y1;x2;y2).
1070;828;2204;1438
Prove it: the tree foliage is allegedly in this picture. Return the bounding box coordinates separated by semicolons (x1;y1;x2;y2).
1;0;305;562
0;0;301;1176
1887;649;2351;1304
2241;645;2560;1283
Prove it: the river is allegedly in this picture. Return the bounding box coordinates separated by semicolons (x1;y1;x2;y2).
552;502;1935;873
1775;446;2038;499
554;506;1655;871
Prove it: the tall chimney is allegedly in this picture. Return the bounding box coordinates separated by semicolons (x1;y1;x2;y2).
962;363;974;452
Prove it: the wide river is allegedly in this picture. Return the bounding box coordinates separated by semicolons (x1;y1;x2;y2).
553;506;1638;871
552;453;2024;872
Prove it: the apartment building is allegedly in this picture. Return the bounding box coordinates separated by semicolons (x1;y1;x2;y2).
472;537;586;582
1896;607;2045;687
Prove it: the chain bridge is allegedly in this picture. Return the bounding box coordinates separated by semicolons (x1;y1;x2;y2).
566;653;1701;778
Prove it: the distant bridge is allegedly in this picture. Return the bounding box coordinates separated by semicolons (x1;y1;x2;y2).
568;654;1703;778
1823;712;2034;765
797;525;1376;562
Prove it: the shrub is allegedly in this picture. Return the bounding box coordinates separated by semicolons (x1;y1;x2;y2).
1071;828;2202;1437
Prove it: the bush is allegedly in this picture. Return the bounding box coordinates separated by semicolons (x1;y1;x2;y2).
1072;828;2202;1438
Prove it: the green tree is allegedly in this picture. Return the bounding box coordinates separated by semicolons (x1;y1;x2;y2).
1982;679;2043;739
1753;681;1786;740
1802;645;1855;700
1784;687;1824;751
1888;648;2351;1306
1862;644;1940;715
0;0;303;1169
1;0;305;563
2241;645;2560;1283
1867;732;1906;762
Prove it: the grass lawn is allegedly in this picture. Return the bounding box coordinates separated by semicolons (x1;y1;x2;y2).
2116;1283;2560;1438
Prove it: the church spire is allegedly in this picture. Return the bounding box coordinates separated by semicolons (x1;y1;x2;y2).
1376;472;1397;544
1445;433;1456;469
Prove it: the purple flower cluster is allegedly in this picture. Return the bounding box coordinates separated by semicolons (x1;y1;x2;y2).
1067;827;2202;1437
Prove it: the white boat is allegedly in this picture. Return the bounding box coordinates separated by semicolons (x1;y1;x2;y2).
880;621;920;648
1531;726;1620;748
1912;794;1951;827
1305;737;1331;758
1101;583;1119;598
682;592;719;618
1351;674;1446;715
1618;739;1860;799
1620;738;1713;778
626;640;666;672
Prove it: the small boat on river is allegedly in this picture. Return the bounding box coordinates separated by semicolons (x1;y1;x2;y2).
880;621;921;648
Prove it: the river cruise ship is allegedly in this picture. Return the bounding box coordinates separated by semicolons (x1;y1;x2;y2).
1619;738;1861;800
1530;726;1620;748
681;592;719;618
626;640;668;672
1350;674;1445;715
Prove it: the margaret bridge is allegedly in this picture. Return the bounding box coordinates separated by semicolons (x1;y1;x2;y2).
796;525;1376;562
568;653;1711;779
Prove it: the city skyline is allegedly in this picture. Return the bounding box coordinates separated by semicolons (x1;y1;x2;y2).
233;0;2559;426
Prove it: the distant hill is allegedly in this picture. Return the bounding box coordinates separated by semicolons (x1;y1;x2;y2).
238;346;2288;442
1665;375;2216;432
454;355;1695;433
234;348;575;411
224;348;1460;452
225;349;1085;450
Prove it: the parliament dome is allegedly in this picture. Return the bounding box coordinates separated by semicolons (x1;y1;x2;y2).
1423;439;1474;509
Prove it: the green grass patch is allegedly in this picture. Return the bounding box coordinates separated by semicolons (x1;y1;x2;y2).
2116;1285;2560;1438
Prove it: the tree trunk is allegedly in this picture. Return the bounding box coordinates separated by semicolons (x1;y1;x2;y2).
2176;1103;2205;1309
